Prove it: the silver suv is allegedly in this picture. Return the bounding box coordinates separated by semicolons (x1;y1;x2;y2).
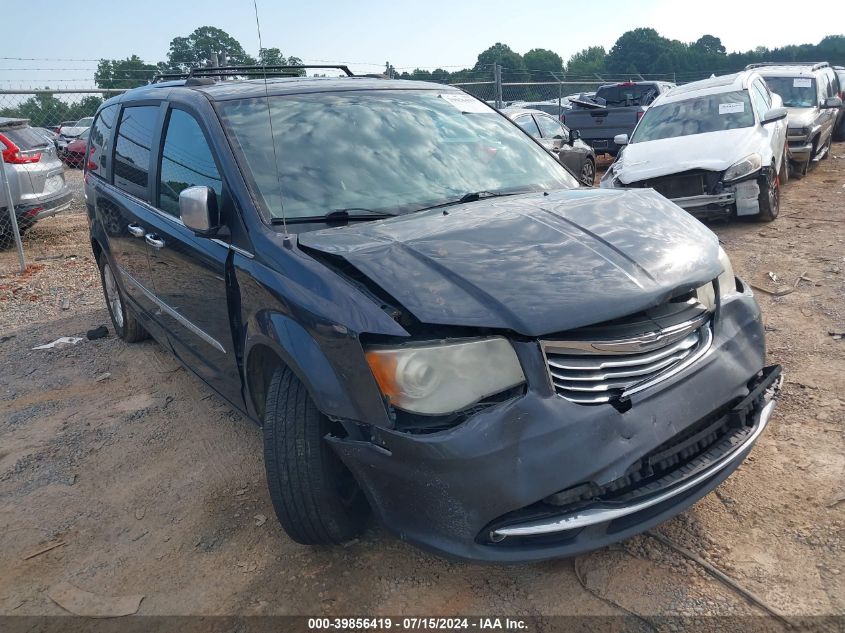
748;62;842;176
1;117;72;247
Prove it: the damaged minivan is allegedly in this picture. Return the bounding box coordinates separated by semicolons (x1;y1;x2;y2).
601;71;788;222
86;67;781;562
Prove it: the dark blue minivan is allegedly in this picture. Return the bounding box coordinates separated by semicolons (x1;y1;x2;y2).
85;68;781;562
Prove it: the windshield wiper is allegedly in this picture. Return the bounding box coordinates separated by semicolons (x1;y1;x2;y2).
272;208;398;225
416;190;528;213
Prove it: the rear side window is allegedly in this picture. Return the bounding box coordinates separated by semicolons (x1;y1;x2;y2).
114;105;159;201
157;109;223;217
88;104;118;178
514;115;540;137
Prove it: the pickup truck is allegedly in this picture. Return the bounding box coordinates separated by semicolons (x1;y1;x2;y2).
563;81;675;156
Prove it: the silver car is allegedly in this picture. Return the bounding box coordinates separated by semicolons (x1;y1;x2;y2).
1;117;72;247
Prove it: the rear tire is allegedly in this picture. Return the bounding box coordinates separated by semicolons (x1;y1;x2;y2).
755;164;780;223
263;366;369;544
98;254;148;342
779;144;789;185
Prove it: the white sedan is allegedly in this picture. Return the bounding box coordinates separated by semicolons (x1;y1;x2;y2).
601;71;788;222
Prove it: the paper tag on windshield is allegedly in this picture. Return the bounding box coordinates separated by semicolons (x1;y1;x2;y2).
719;102;745;114
439;93;491;113
793;78;812;88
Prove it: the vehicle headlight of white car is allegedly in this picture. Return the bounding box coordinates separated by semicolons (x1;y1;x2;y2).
696;246;739;309
365;337;526;415
723;153;762;183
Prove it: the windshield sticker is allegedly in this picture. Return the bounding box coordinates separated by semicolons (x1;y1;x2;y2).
439;93;491;113
793;78;812;88
718;102;745;114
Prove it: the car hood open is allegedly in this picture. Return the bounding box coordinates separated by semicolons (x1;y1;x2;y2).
298;189;721;337
612;127;767;184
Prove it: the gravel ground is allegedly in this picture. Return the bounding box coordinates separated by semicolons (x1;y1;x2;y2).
0;158;843;626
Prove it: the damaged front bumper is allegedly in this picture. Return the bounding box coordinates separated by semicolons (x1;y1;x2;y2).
329;290;779;562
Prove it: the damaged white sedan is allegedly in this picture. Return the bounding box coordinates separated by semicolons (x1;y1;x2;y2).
601;71;788;222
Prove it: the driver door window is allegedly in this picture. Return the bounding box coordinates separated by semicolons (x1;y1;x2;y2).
157;109;223;217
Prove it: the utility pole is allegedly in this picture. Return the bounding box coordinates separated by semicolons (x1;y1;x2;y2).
493;63;503;109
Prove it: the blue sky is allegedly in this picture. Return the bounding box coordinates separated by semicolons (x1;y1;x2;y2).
1;0;843;87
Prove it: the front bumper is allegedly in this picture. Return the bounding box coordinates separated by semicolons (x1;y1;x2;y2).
330;291;776;562
787;137;813;162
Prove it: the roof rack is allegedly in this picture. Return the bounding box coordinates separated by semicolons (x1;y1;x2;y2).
151;64;354;84
745;61;829;71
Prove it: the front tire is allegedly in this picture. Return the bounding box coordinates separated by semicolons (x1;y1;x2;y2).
755;165;780;222
263;366;369;544
98;255;148;342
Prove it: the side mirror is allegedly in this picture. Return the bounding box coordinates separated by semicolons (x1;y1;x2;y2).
823;96;843;109
570;129;581;142
613;133;629;146
180;186;220;236
761;106;788;125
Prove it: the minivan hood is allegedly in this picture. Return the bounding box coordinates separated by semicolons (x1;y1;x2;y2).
299;189;721;337
614;128;763;184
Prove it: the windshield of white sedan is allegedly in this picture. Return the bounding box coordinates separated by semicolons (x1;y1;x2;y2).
218;90;577;220
762;77;817;108
632;90;754;143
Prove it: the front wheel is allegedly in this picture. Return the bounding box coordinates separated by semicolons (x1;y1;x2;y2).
755;165;780;222
263;366;369;544
580;158;595;186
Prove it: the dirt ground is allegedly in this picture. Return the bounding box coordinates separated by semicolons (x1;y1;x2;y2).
0;152;843;626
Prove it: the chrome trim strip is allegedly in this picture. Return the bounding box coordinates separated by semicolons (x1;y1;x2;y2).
116;264;227;354
621;325;713;399
211;238;255;259
491;398;777;539
548;331;699;371
542;312;709;356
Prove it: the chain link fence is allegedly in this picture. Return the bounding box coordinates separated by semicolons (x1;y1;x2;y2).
0;89;125;131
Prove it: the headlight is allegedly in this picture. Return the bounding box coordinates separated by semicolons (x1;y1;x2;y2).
365;337;525;415
716;246;738;300
696;247;738;309
723;153;762;182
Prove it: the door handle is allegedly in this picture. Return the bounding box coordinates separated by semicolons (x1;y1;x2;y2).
145;233;165;249
127;223;145;237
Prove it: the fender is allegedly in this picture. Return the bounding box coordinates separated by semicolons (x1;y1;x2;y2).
243;312;393;428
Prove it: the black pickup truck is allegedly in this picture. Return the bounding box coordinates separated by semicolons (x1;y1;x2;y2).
563;81;675;156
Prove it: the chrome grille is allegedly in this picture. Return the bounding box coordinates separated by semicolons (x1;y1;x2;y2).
542;314;713;405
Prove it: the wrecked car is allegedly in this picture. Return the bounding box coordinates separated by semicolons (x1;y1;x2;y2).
601;71;788;222
749;62;842;177
85;67;781;562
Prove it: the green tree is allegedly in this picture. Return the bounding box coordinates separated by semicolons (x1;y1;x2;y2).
475;43;528;82
693;35;726;57
523;48;563;81
95;55;158;89
565;46;607;77
606;28;676;76
163;26;256;72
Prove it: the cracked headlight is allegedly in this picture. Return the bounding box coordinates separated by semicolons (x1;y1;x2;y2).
697;247;739;309
723;153;762;182
365;337;525;415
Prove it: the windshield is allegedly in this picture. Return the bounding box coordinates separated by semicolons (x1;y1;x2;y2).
762;77;817;108
218;90;577;220
632;90;754;143
74;117;94;127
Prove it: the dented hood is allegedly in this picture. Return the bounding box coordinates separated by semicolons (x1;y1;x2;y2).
299;189;721;337
614;127;767;184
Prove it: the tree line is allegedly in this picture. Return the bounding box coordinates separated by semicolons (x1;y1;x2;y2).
2;26;843;128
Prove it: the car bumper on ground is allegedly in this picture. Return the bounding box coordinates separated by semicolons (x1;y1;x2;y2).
329;290;777;562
